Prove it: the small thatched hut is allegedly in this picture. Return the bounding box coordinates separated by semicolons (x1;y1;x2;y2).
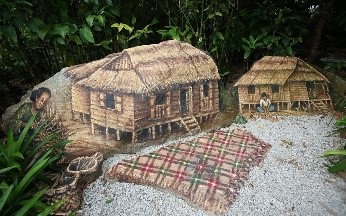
234;56;332;113
64;40;220;143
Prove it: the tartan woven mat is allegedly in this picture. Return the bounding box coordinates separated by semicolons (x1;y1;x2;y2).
105;128;271;214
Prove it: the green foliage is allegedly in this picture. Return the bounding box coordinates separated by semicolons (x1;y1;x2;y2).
323;105;346;173
0;114;68;215
233;115;248;124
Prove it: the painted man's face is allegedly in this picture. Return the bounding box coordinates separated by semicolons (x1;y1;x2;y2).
34;92;50;110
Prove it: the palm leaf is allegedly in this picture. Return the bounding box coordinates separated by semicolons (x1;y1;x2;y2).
0;183;14;212
328;160;346;173
15;188;47;216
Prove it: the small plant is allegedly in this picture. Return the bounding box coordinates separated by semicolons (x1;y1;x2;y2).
323;100;346;174
233;115;248;124
0;114;69;215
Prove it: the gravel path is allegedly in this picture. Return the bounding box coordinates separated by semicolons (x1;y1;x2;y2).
82;115;346;216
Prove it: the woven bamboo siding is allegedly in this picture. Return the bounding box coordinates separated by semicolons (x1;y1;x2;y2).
71;85;90;114
170;89;181;115
212;81;219;110
282;85;291;101
288;82;309;101
90;91;134;131
192;83;201;114
134;95;151;120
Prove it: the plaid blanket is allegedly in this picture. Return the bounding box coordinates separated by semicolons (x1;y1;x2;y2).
105;128;271;214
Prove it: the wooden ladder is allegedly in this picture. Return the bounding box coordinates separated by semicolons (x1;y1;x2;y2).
311;100;329;112
180;116;201;134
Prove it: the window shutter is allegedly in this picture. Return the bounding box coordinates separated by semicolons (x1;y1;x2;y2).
150;95;155;118
116;95;122;112
99;92;105;107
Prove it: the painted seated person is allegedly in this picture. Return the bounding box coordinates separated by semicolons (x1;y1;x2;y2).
7;87;51;134
257;92;275;113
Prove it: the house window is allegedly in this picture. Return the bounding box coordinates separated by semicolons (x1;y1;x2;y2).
248;85;255;94
272;85;279;93
155;92;166;105
105;93;115;109
203;83;209;97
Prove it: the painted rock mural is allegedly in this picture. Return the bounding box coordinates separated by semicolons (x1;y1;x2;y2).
1;40;221;160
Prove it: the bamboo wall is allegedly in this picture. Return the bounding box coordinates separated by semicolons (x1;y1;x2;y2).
238;84;292;104
133;80;219;130
288;82;309;101
90;91;134;131
71;85;90;114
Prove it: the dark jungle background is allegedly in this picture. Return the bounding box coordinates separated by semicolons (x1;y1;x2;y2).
1;0;345;116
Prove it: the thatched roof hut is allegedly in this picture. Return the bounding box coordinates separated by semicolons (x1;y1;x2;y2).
235;56;328;86
65;40;219;94
64;40;220;143
235;56;332;113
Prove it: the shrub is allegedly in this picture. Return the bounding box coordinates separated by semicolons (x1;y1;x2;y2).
323;99;346;173
0;114;69;215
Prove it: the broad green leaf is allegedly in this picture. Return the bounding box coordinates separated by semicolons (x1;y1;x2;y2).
249;36;255;44
0;184;13;212
70;35;82;45
28;19;48;40
86;15;94;27
244;50;251;59
56;37;65;45
1;25;17;44
111;23;119;28
79;26;95;43
122;24;133;33
131;17;136;25
95;15;105;26
98;40;112;50
52;24;70;39
216;32;224;40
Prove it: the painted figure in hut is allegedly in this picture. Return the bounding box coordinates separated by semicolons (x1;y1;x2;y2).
257;92;275;113
6;87;51;133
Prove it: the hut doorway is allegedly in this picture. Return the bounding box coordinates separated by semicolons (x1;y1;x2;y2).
180;89;189;115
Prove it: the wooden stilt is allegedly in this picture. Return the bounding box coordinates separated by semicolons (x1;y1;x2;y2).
168;122;171;134
106;127;109;139
132;132;136;143
116;130;120;140
159;125;162;135
91;123;95;135
239;103;242;113
152;126;156;140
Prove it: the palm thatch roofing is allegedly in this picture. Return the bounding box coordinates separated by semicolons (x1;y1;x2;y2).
63;53;121;81
234;56;329;86
64;40;219;94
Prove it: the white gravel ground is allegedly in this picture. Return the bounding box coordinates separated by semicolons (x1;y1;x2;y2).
82;115;346;216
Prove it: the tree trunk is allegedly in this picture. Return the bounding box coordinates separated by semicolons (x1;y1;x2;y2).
307;0;335;63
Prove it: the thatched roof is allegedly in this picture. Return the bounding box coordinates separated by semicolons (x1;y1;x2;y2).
65;40;219;94
234;56;329;86
63;53;121;81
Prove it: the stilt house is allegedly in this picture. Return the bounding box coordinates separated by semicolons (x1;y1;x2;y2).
64;40;220;143
234;56;332;113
